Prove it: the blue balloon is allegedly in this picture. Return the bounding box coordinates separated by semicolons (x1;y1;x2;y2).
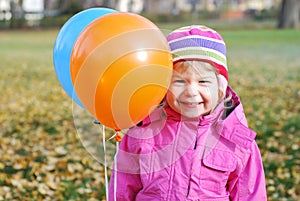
53;7;117;107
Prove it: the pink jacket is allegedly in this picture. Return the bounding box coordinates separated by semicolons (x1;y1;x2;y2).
109;87;267;201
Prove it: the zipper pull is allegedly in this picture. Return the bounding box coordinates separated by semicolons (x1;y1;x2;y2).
186;179;191;197
194;138;197;149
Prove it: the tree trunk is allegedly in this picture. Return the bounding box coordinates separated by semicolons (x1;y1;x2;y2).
128;0;134;12
278;0;299;29
190;0;198;13
142;0;149;13
9;0;25;29
102;0;111;7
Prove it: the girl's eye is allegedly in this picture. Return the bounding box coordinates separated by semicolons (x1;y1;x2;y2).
174;80;186;84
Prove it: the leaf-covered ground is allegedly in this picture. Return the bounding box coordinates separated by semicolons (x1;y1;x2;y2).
223;29;300;201
0;28;299;200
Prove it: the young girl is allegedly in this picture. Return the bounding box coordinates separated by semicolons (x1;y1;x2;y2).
108;25;267;201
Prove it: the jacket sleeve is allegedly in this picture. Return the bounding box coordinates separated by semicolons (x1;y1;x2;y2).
108;134;143;201
228;141;267;201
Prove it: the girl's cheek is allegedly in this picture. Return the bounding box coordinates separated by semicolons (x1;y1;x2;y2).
199;86;212;97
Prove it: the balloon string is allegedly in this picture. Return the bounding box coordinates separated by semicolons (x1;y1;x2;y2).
93;120;122;201
113;130;121;201
102;124;109;201
93;120;112;200
114;139;120;201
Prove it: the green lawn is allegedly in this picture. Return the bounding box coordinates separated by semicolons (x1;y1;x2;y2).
0;27;299;200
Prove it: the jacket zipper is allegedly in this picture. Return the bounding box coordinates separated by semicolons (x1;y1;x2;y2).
186;136;198;197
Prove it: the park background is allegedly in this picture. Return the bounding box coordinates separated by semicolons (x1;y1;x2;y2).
0;0;299;200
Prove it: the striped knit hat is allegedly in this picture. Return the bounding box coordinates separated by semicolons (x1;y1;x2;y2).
167;25;228;94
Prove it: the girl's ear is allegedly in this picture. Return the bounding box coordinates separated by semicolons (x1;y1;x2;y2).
216;74;227;100
218;89;225;100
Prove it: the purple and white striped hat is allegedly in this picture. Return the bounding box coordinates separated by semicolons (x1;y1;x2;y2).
167;25;228;94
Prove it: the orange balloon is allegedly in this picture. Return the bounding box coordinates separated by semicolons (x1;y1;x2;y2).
70;12;172;130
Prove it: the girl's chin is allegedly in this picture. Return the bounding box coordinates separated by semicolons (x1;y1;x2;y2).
180;110;210;118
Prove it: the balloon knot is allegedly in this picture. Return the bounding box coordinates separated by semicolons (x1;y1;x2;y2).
115;132;122;142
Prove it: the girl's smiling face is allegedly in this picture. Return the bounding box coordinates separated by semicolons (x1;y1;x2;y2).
166;60;221;118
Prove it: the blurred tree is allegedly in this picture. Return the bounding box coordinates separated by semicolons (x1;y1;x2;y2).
190;0;198;13
128;0;134;12
9;0;25;28
189;0;200;20
278;0;299;29
102;0;110;7
142;0;149;13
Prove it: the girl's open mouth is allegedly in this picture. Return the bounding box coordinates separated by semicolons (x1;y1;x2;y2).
180;101;203;107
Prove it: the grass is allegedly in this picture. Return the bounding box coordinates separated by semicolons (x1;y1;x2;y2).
0;25;299;200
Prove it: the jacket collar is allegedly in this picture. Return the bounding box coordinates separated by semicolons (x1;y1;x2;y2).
219;87;257;149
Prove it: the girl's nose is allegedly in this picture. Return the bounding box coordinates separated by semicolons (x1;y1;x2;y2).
185;84;198;96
